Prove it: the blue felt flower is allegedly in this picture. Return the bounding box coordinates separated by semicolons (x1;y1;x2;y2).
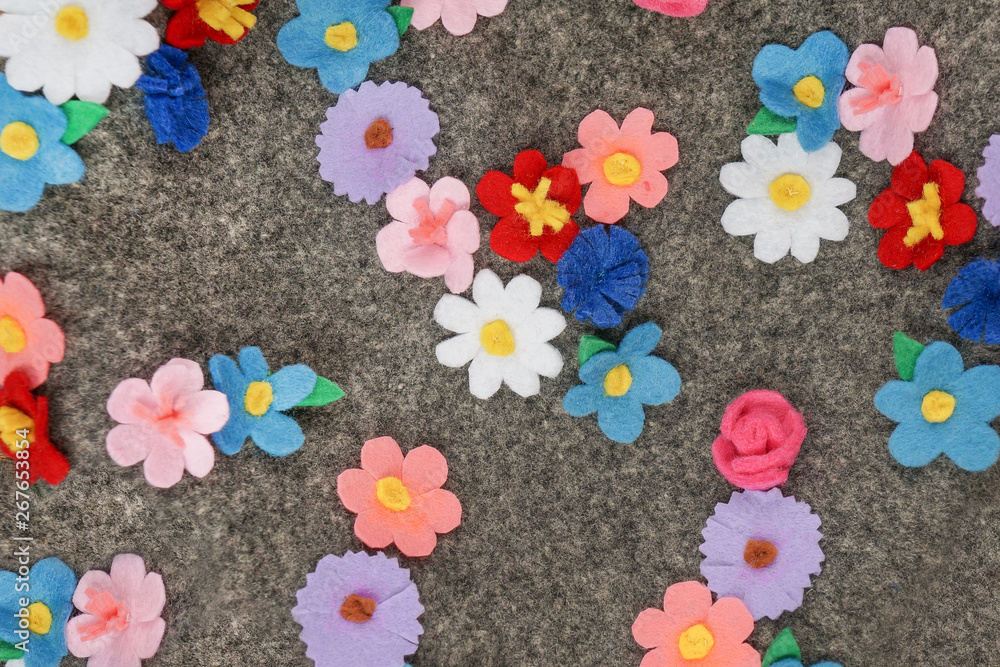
771;661;842;667
874;341;1000;471
563;323;681;444
277;0;400;95
0;557;76;667
557;225;649;328
752;31;848;152
942;258;1000;344
0;74;85;213
209;347;318;456
136;45;209;153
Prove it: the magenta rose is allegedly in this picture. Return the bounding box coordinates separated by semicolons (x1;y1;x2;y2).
712;390;806;490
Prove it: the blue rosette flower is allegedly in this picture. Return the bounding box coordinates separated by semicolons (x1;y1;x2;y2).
0;557;76;667
136;45;209;153
942;258;1000;344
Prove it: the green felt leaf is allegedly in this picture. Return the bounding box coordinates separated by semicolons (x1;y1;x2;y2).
762;628;801;667
0;639;23;660
578;335;616;366
747;107;797;136
893;332;925;381
295;376;345;407
386;5;414;35
59;100;109;145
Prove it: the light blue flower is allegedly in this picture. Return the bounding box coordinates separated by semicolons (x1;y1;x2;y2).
874;341;1000;471
771;661;842;667
563;323;680;444
0;557;76;667
209;347;317;456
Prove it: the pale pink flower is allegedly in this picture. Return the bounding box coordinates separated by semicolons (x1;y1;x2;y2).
402;0;508;36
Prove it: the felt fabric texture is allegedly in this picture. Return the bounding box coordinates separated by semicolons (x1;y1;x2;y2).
700;489;825;621
868;152;977;270
632;0;708;16
0;75;85;213
403;0;508;36
719;133;856;264
377;176;481;294
291;551;423;667
712;389;806;491
59;101;108;146
434;269;565;399
942;258;1000;344
0;557;75;667
316;80;440;205
0;371;69;486
136;46;210;154
974;134;1000;226
0;272;65;389
837;27;938;166
874;341;1000;472
0;0;159;104
163;0;259;50
337;436;462;557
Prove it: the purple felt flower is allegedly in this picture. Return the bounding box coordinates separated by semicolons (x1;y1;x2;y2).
316;80;440;205
292;551;423;666
975;134;1000;227
699;488;824;621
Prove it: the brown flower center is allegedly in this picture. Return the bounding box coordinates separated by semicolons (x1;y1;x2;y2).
339;593;376;623
364;119;393;149
743;539;777;569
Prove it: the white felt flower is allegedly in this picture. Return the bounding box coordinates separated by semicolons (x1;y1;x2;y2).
719;133;857;264
0;0;159;104
434;269;566;399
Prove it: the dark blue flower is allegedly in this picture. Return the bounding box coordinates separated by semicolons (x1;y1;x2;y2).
136;45;209;153
556;225;648;328
0;557;76;667
943;259;1000;344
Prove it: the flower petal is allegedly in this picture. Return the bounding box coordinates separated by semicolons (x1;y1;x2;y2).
361;436;404;479
402;445;448;495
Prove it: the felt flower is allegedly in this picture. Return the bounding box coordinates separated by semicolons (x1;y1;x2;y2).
403;0;507;35
837;28;938;166
752;31;849;152
977;135;1000;227
0;75;85;213
377;177;481;293
0;0;159;104
477;149;581;262
434;269;565;399
700;489;824;621
562;108;679;224
631;580;759;667
0;557;76;667
0;272;65;390
874;341;1000;471
0;371;70;486
943;259;1000;344
106;358;230;488
337;436;462;557
712;390;806;491
135;46;209;153
869;152;976;271
277;0;400;95
209;347;317;457
719;134;856;264
163;0;258;50
557;225;649;328
632;0;708;16
317;81;440;205
563;323;681;444
292;551;423;667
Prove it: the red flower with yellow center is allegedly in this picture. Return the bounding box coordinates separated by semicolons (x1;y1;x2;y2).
163;0;259;50
0;372;70;486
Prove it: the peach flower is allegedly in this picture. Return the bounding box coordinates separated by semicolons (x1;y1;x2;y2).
0;272;64;388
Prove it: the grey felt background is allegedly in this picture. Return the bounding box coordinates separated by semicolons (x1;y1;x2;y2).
4;0;1000;664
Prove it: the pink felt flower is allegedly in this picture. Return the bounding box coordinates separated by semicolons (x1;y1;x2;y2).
562;108;679;224
0;272;65;389
106;358;230;489
712;390;806;491
337;436;462;557
377;176;481;294
66;554;166;667
632;0;708;17
402;0;508;36
837;27;939;166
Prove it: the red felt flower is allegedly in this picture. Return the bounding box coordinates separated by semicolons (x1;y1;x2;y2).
477;149;582;262
0;372;69;486
869;151;977;270
163;0;259;50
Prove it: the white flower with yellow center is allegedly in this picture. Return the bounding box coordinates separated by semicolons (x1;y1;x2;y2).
434;269;566;399
0;0;160;104
719;133;857;264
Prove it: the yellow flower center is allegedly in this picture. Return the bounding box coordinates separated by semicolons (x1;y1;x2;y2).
769;173;811;211
921;390;955;423
511;177;570;236
0;315;27;353
678;623;715;661
244;381;273;416
0;406;33;453
195;0;257;40
325;21;358;52
0;123;39;162
375;476;411;511
27;601;52;635
480;320;515;357
793;75;825;109
903;182;944;248
603;364;632;397
602;152;642;187
54;5;89;41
